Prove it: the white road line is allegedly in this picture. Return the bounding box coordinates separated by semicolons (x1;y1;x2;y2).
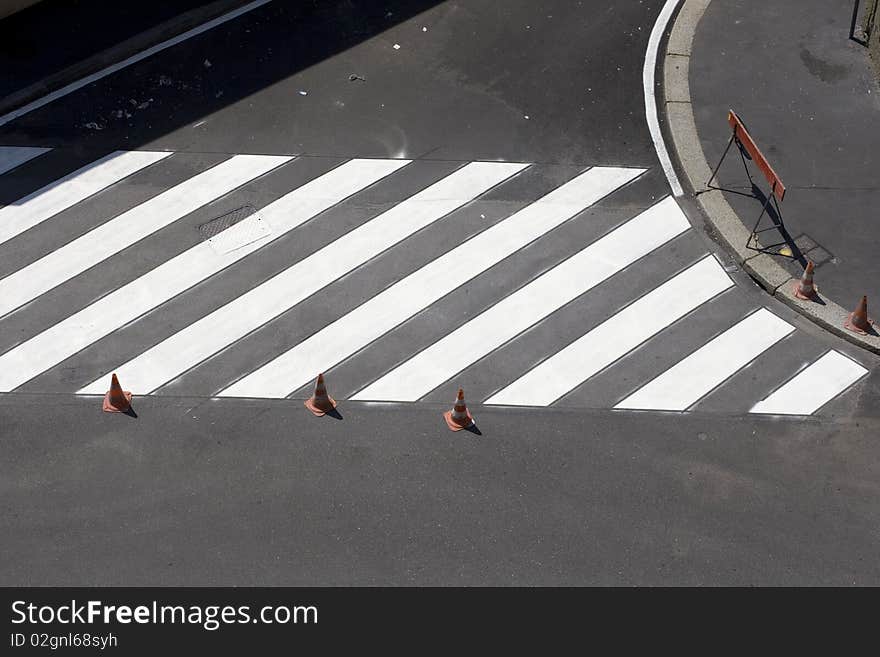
644;0;684;197
0;154;289;320
353;196;691;402
0;158;406;393
615;308;796;411
0;0;275;127
0;150;171;247
750;350;869;416
77;161;527;395
0;146;51;175
485;255;733;407
217;166;646;399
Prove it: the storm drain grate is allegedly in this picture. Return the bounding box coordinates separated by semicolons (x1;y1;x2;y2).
198;204;257;240
778;232;837;280
793;233;835;266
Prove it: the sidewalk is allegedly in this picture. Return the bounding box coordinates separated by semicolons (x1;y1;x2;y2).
664;0;880;352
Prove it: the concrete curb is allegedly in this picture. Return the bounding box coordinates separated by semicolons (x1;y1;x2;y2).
662;0;880;355
0;0;252;118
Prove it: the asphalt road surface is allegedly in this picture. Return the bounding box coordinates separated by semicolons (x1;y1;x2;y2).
1;0;879;585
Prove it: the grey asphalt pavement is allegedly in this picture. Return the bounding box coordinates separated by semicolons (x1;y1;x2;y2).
3;394;880;586
0;0;659;165
1;0;879;585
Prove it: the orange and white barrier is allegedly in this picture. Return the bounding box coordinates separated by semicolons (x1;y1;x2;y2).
305;373;337;416
102;373;132;413
443;388;474;431
793;261;818;300
844;296;874;334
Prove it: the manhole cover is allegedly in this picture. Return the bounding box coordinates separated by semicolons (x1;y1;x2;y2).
198;204;272;255
198;204;257;240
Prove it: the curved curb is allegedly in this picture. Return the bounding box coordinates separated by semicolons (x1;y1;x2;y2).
660;0;880;355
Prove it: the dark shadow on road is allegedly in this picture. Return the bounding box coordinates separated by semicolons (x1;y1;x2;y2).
747;183;807;266
461;422;482;436
0;0;447;204
323;407;343;420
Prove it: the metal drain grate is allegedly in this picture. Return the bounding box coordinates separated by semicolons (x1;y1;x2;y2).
778;232;837;280
198;204;257;241
793;233;835;266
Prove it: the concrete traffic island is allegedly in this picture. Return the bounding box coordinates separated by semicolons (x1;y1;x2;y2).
662;0;880;355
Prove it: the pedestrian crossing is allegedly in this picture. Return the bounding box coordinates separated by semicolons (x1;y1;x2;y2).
0;154;289;318
77;160;528;395
352;196;690;402
0;150;170;247
0;145;871;415
613;308;796;411
217;165;646;400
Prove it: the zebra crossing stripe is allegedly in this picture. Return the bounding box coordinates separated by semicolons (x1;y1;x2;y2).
0;150;171;247
353;196;691;402
0;146;51;176
485;255;734;406
0;154;290;320
614;308;796;411
77;161;527;395
216;166;646;399
0;158;407;393
749;350;869;415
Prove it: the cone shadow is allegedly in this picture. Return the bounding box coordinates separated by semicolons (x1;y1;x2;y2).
462;422;482;436
122;405;138;418
860;323;878;337
324;407;343;420
800;291;826;306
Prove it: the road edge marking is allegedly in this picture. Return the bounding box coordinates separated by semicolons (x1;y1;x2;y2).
644;0;684;197
0;0;275;127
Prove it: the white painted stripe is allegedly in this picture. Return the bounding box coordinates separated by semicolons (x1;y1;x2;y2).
0;146;51;175
485;256;734;406
615;309;796;411
217;166;646;399
644;0;684;197
0;150;171;246
0;158;406;393
77;161;527;395
353;196;691;402
750;350;869;415
0;154;289;320
0;0;275;127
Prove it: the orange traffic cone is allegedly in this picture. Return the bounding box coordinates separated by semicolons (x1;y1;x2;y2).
443;388;474;431
102;373;132;413
793;261;818;300
844;296;874;334
305;373;337;416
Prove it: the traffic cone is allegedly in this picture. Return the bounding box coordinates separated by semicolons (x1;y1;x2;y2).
793;261;818;300
102;373;132;413
443;388;474;431
844;296;874;334
304;373;337;416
